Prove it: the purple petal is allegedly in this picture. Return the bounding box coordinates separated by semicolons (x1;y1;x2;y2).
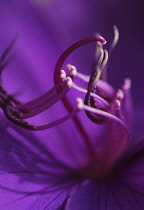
67;148;144;210
0;115;82;209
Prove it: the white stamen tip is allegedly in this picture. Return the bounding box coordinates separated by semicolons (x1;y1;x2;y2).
76;98;84;110
71;69;77;77
116;89;124;100
67;77;72;88
123;78;131;90
115;99;121;108
60;70;66;80
67;64;77;77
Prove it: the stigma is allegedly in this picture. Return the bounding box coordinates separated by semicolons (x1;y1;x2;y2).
0;26;130;133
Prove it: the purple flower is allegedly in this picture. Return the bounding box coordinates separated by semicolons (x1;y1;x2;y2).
0;1;144;209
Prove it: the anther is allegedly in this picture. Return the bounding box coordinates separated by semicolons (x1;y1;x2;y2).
67;77;73;88
109;25;119;54
77;98;84;110
88;47;105;89
3;103;36;130
122;78;131;91
54;35;106;85
100;50;108;70
67;64;77;78
115;99;121;109
83;102;127;130
116;89;124;101
60;70;66;81
1;35;108;131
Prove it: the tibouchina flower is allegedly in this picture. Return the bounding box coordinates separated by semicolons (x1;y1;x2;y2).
0;24;144;210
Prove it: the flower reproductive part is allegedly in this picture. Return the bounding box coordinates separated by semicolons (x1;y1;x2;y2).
0;26;130;133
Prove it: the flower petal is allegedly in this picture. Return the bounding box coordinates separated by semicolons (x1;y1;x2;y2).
67;147;144;210
0;114;81;209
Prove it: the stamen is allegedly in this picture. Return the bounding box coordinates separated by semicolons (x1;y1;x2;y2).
116;89;124;102
67;64;77;79
100;50;108;70
3;102;36;130
82;99;128;130
72;82;109;107
96;45;104;67
77;70;114;96
54;35;106;85
109;25;119;54
88;46;105;89
16;70;68;112
109;99;121;115
60;70;66;81
67;77;73;88
33;97;83;131
4;98;83;131
11;36;106;123
122;78;131;91
76;72;90;82
18;78;71;119
84;50;109;124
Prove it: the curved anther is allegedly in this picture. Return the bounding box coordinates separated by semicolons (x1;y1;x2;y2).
88;45;105;89
82;98;127;130
67;64;77;79
72;82;109;107
84;73;109;124
84;57;109;124
100;50;108;70
3;102;36;130
54;35;106;85
109;25;119;54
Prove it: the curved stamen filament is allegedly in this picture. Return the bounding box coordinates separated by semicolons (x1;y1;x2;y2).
16;72;67;111
96;45;104;67
15;36;106;121
66;64;106;103
16;80;65;111
77;98;128;130
109;25;119;54
31;98;83;131
88;46;105;89
17;79;71;119
76;72;115;97
3;98;83;131
89;50;108;89
84;49;109;124
76;72;90;82
54;35;106;84
72;82;109;107
100;50;108;70
2;35;107;132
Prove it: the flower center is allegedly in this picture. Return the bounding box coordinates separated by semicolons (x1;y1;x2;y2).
0;26;127;135
0;34;108;131
0;27;131;179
